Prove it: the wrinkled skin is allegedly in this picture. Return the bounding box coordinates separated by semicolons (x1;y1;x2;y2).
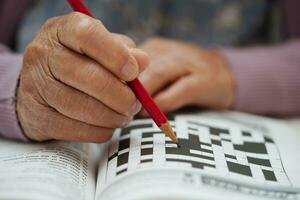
17;12;149;142
139;38;235;115
17;12;235;143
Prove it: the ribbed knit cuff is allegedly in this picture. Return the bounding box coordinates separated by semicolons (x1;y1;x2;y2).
0;99;28;141
0;45;28;141
220;40;300;115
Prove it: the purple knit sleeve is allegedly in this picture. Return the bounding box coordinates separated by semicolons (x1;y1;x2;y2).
0;44;27;141
222;40;300;116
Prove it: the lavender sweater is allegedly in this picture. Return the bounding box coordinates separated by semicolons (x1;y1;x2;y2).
0;0;300;141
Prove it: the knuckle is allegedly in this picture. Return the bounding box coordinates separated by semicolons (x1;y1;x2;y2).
84;61;103;83
107;40;133;76
71;12;105;42
42;16;60;30
96;72;113;96
68;11;89;23
24;41;48;60
23;42;50;78
22;44;55;105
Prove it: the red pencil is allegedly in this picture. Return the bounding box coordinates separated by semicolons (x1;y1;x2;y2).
67;0;178;144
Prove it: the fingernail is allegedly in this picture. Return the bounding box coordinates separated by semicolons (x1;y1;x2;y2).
121;57;138;80
130;101;142;115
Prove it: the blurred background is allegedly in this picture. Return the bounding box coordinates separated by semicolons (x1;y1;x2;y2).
11;0;288;52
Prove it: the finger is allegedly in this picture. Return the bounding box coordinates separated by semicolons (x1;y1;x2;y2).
130;48;150;73
139;37;174;60
44;107;115;143
49;47;141;116
139;56;188;95
18;95;114;143
154;77;194;113
38;73;135;129
112;33;136;48
112;34;149;72
55;12;139;81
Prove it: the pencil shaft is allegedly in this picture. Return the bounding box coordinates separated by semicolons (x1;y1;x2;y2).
127;79;167;126
67;0;93;17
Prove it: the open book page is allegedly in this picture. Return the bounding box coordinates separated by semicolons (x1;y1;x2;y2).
95;111;300;200
0;140;97;200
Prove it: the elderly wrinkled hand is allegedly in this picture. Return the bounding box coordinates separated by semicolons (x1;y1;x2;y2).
139;37;235;115
17;12;149;142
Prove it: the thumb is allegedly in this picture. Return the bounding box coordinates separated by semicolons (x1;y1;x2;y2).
112;33;149;73
130;48;150;73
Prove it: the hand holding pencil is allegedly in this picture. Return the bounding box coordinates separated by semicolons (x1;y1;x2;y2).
67;0;178;144
17;0;177;144
18;12;147;142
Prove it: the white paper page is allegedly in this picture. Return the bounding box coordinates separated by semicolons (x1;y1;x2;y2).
0;140;97;200
95;112;300;200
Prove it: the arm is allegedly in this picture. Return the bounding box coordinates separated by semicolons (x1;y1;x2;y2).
0;44;27;140
222;40;300;115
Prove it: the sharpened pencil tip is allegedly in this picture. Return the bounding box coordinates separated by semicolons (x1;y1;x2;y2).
159;121;179;146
